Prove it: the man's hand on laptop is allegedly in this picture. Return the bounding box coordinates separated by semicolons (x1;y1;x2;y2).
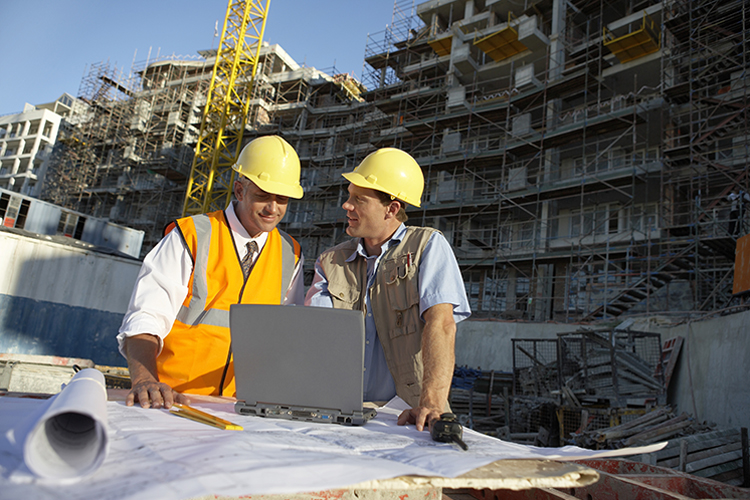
397;406;442;432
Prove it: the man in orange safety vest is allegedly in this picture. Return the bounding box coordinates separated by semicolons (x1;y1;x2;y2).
117;135;304;408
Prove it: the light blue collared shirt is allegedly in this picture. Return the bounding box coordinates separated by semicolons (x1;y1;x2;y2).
306;224;471;402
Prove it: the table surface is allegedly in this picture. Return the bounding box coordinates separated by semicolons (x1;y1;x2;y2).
105;389;600;492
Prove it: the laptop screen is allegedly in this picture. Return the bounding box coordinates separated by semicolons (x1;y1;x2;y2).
229;304;366;415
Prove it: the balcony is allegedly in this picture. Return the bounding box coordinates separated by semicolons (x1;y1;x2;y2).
604;12;660;64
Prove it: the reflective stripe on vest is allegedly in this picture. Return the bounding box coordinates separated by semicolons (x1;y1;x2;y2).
278;229;296;302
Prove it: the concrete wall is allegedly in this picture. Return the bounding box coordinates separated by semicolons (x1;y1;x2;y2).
455;311;750;431
627;313;750;432
455;319;580;372
0;231;141;366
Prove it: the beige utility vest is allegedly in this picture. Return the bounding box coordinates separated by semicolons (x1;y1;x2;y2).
318;227;437;408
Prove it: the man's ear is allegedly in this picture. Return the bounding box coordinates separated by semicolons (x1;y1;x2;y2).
385;200;401;219
233;180;244;200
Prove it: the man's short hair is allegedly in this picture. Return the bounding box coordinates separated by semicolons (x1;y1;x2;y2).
375;190;408;223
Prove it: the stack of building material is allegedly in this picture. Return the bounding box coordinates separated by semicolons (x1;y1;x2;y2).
448;366;513;436
0;353;95;394
448;387;506;433
566;406;706;449
650;428;749;486
574;409;750;486
449;368;511;435
558;329;664;405
512;338;559;399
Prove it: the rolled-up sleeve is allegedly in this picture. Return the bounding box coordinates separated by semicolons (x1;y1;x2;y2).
116;230;192;356
418;232;471;323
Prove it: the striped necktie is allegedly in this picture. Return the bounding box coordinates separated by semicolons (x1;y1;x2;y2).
241;240;258;279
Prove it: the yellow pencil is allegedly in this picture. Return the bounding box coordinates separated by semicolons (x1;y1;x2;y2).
169;403;243;431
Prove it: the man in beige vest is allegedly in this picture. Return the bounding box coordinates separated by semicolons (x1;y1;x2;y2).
305;148;471;431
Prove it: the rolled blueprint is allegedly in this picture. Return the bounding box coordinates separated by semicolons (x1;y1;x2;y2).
22;368;109;479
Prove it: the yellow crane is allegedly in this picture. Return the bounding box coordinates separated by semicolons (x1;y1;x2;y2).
182;0;271;216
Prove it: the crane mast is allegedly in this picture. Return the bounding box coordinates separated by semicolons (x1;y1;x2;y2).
182;0;270;216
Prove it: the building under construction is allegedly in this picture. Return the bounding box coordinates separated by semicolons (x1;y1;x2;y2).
42;0;749;322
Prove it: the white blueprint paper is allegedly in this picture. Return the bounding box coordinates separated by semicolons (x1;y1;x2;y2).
0;395;665;500
8;368;108;481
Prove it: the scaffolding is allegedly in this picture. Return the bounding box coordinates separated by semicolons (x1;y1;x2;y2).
302;0;749;322
40;0;749;323
42;55;210;252
41;43;374;259
277;0;749;322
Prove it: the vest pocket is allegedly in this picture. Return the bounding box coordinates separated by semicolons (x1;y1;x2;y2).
328;282;360;308
383;255;420;339
382;255;419;310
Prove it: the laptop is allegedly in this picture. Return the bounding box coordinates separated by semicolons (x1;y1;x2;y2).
229;304;377;426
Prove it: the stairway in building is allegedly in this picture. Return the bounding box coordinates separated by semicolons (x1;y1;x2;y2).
582;234;736;321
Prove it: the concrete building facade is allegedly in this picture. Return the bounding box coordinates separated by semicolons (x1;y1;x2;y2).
276;0;748;323
0;93;87;197
38;0;749;325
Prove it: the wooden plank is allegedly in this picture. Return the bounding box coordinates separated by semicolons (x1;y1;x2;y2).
655;336;683;389
742;427;749;487
615;369;663;391
600;407;670;434
616;351;656;379
623;414;691;446
687;450;743;474
689;458;743;479
658;435;741;460
597;413;670;442
679;440;688;472
659;441;742;468
709;467;744;485
653;429;740;459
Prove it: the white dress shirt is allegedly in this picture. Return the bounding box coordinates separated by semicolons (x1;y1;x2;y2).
117;202;305;355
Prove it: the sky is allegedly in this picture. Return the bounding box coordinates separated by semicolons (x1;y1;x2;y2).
0;0;397;114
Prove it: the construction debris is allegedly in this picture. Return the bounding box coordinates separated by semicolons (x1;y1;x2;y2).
651;428;750;486
450;367;511;435
558;328;665;406
564;406;750;487
0;353;131;394
564;406;711;449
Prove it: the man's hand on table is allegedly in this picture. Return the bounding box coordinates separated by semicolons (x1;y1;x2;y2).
123;334;190;409
126;380;190;409
397;406;442;432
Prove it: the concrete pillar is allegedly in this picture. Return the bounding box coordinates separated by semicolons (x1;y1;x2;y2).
464;0;475;19
549;0;567;81
430;13;439;36
534;264;553;321
507;267;517;311
539;199;550;248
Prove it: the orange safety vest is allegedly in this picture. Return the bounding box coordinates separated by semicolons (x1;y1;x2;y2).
157;209;300;396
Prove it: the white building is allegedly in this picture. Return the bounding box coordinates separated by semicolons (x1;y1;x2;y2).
0;94;85;197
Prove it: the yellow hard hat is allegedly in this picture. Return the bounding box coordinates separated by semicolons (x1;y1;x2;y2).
342;148;424;207
232;135;304;199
